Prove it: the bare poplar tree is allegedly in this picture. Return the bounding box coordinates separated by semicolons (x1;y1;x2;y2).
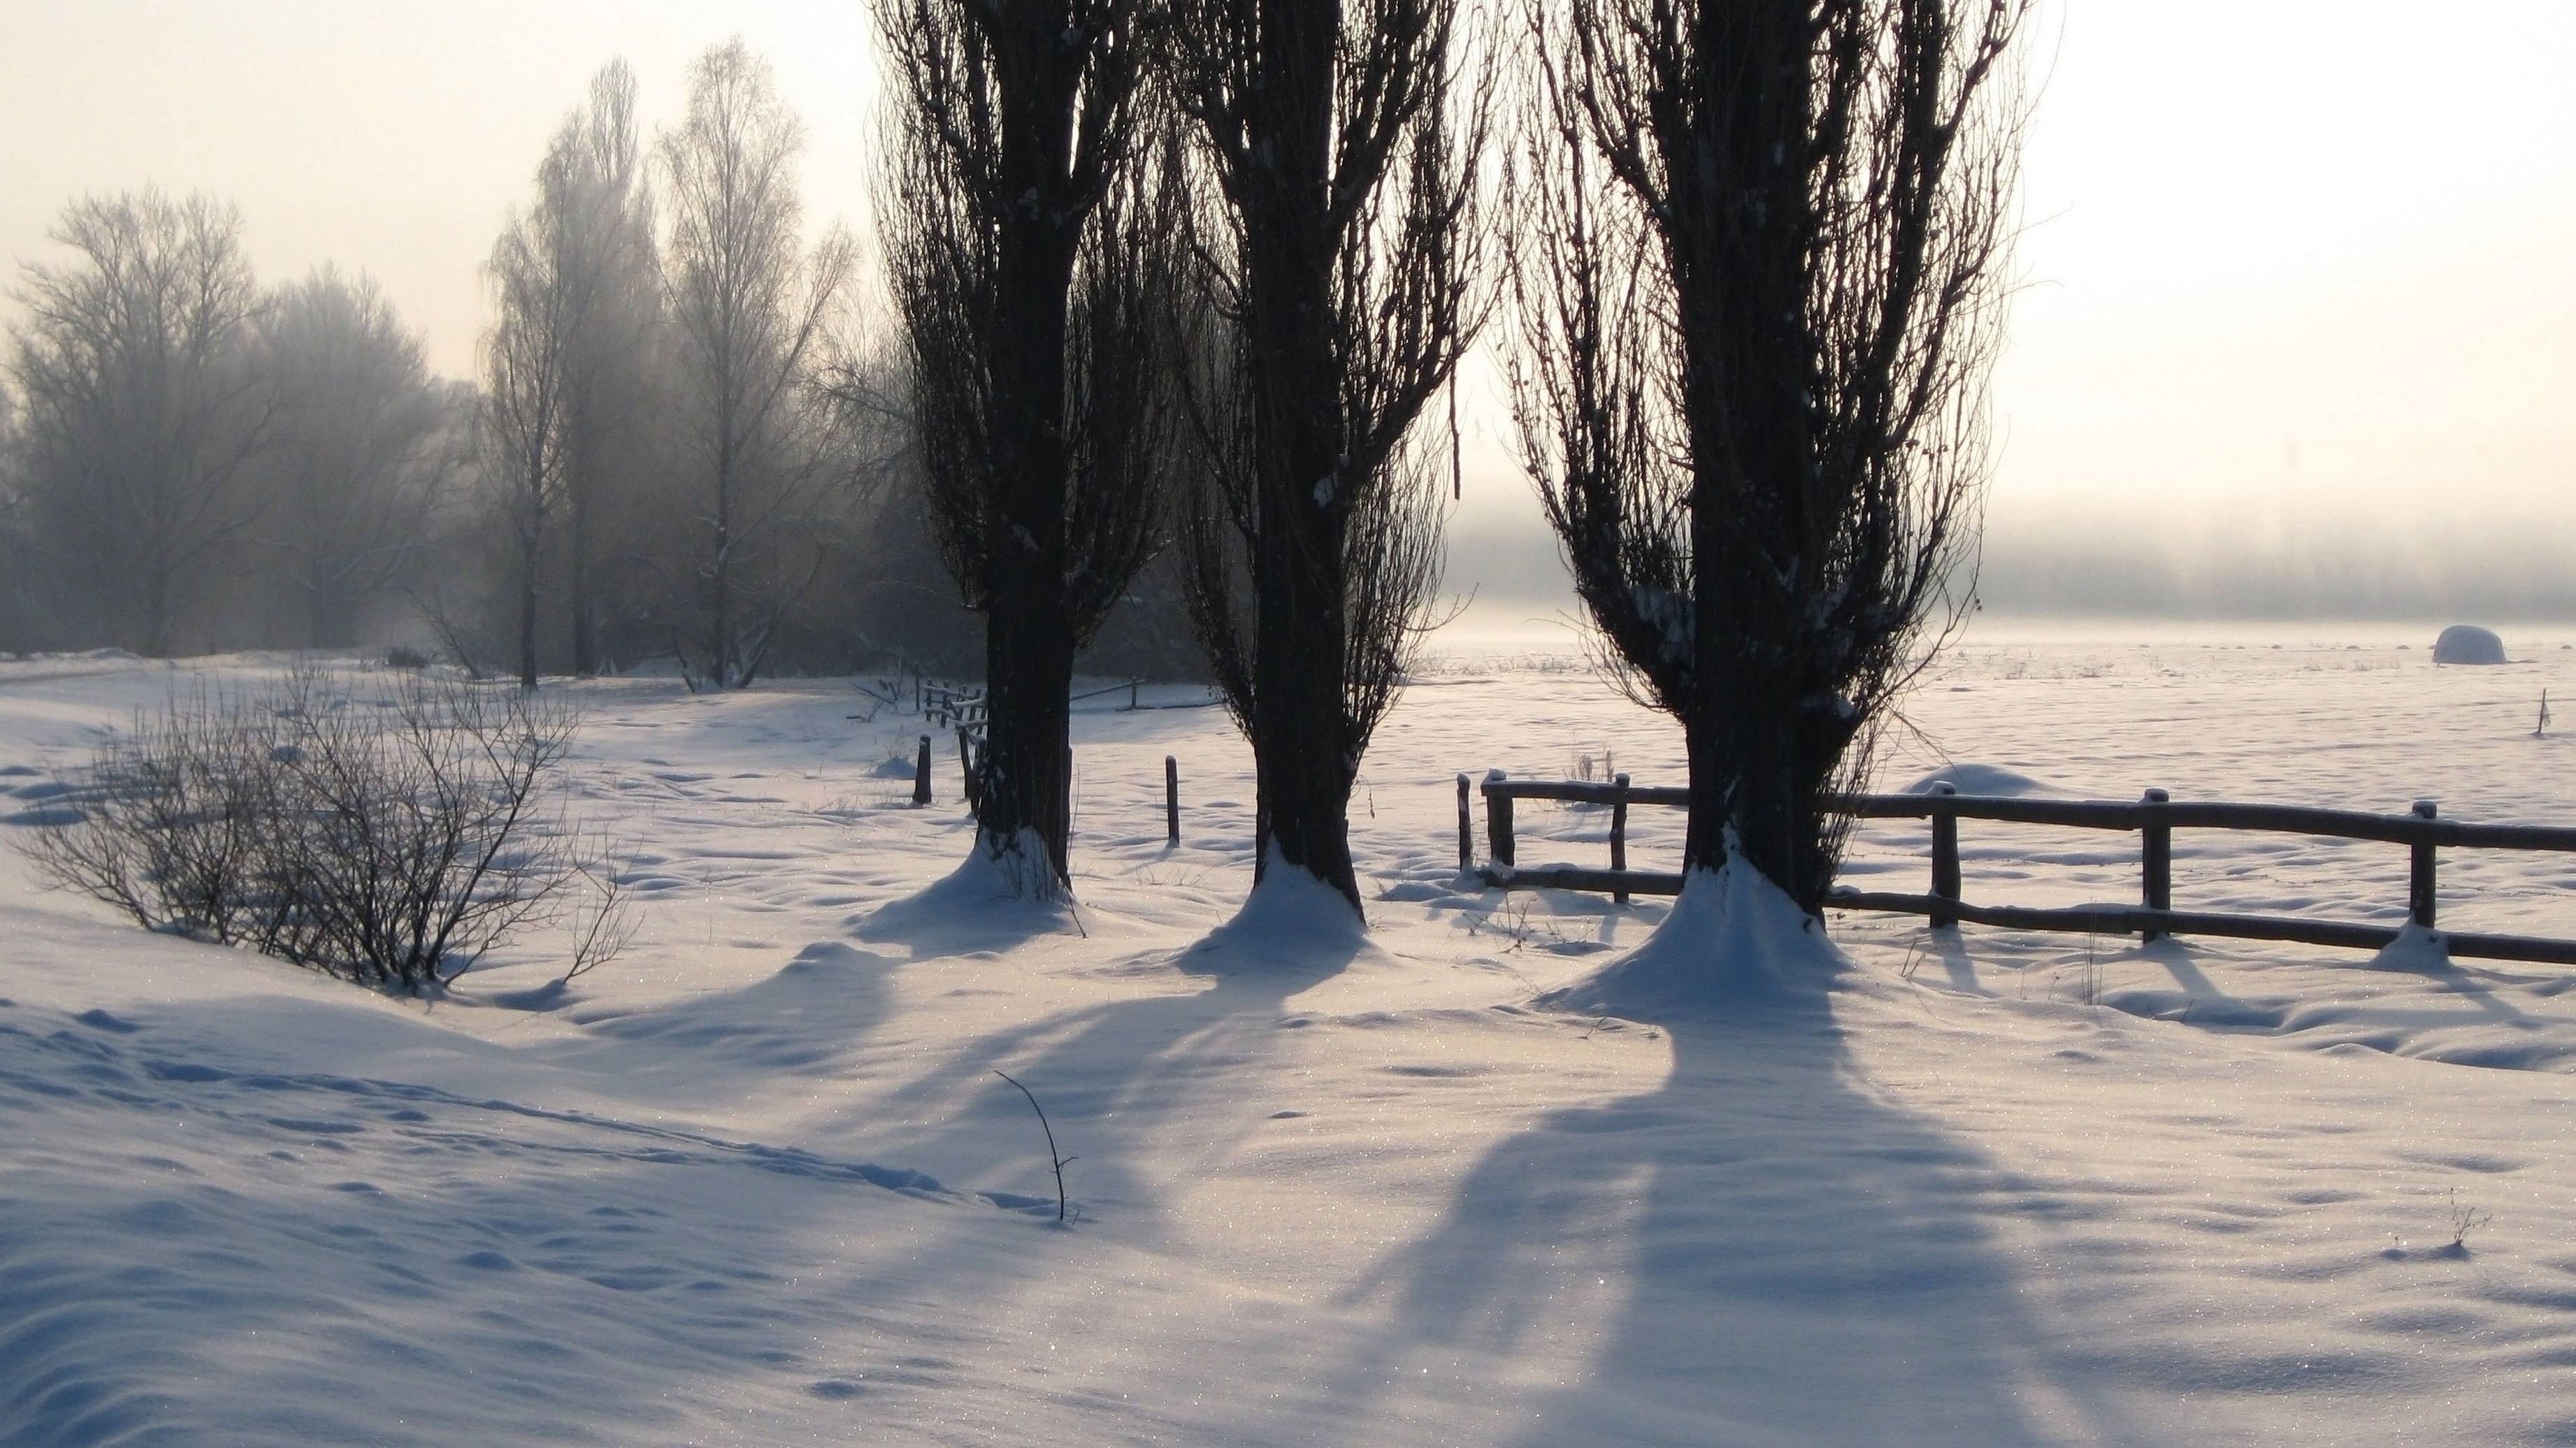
660;39;855;690
1162;0;1486;913
549;61;662;677
876;0;1178;895
1509;0;2028;912
255;268;456;648
6;191;271;655
0;381;29;647
480;205;573;690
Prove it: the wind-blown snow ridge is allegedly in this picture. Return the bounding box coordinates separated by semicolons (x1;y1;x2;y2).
1;1004;1052;1216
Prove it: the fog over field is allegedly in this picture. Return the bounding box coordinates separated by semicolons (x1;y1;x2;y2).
12;4;2576;1444
6;1;2573;641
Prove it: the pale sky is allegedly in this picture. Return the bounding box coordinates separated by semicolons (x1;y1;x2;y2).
4;1;2573;612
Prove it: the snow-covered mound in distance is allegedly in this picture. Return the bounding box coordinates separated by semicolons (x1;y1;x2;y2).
2433;623;2509;665
1540;863;1843;1018
1903;762;2065;797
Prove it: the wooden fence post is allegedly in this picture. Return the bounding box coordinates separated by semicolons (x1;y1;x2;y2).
1929;781;1960;928
1455;773;1473;875
913;734;932;806
957;729;977;809
2412;799;2439;927
1485;769;1515;869
1166;755;1180;846
1611;773;1632;904
2141;787;2172;940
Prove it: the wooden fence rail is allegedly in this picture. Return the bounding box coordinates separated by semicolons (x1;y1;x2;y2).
1456;770;2576;966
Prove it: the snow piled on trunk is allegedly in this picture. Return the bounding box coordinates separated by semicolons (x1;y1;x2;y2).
1541;862;1841;1018
857;825;1077;947
1184;848;1372;973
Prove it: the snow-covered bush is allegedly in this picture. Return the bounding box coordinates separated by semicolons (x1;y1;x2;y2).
22;669;622;991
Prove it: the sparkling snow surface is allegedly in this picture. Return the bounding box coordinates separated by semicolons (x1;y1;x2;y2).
8;628;2576;1444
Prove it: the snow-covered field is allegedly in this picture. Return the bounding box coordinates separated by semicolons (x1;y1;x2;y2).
8;623;2576;1445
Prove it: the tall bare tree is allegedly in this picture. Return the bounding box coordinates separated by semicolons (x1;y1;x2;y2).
1163;0;1486;913
660;39;855;690
480;204;573;689
1509;0;2027;912
0;379;30;648
876;0;1179;895
549;61;663;677
255;268;456;648
6;191;271;655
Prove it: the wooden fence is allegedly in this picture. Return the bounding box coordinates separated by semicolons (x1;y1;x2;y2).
1458;770;2576;966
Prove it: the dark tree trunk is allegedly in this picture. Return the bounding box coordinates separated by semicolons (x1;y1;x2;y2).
1236;0;1360;905
968;35;1086;889
517;532;541;690
570;466;594;676
143;564;171;659
1685;3;1821;899
980;566;1077;881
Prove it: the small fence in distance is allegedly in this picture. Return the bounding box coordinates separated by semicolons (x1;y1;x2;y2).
1458;769;2576;966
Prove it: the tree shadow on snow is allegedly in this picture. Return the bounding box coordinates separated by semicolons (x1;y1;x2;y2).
1308;957;2143;1444
855;907;1363;1232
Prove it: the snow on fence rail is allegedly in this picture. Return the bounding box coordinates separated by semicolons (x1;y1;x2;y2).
1457;771;2576;966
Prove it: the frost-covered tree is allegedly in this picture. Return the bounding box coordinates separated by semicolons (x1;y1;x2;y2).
255;268;456;648
1163;0;1485;913
480;199;575;689
659;39;854;690
876;0;1179;895
542;61;664;677
6;191;271;655
1509;0;2027;911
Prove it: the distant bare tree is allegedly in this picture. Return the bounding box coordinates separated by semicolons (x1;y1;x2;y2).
5;191;272;655
876;0;1179;895
255;268;458;648
1509;0;2028;911
1162;0;1487;912
0;380;27;646
550;60;663;677
659;39;855;690
480;201;575;690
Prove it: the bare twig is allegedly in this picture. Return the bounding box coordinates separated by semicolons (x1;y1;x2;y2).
993;1069;1077;1225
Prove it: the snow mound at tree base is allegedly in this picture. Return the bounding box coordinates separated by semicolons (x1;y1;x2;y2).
856;829;1079;949
1183;850;1375;976
1539;863;1845;1019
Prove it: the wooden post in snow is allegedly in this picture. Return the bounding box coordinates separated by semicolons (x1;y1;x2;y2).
1455;774;1472;875
2412;799;2439;927
1485;769;1515;869
913;735;933;806
1929;781;1960;929
2140;788;2172;940
1165;755;1180;846
1610;773;1632;904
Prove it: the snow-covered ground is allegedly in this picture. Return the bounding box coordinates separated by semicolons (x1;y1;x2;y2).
8;624;2576;1445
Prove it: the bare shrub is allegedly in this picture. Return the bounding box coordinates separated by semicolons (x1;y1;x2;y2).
25;685;285;946
22;668;624;992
